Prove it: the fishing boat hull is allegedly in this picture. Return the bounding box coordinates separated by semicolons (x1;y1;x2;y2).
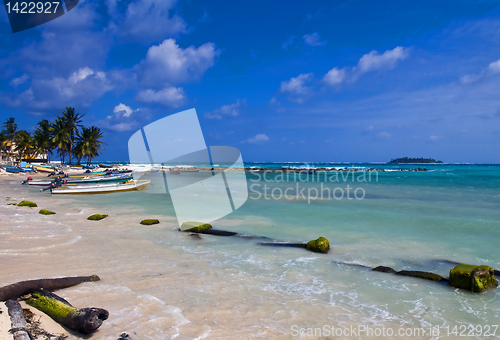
33;165;55;173
29;174;132;186
51;180;150;194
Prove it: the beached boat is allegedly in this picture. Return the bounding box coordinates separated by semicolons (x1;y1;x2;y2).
51;180;150;194
33;165;55;173
5;166;23;173
29;174;132;187
53;171;107;178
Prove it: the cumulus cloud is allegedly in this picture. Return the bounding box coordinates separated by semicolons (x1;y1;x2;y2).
461;57;500;84
107;0;187;44
204;99;246;119
323;46;409;87
4;67;112;110
280;73;314;102
136;87;186;107
303;32;327;46
375;132;391;140
137;39;221;87
244;134;270;144
98;103;147;132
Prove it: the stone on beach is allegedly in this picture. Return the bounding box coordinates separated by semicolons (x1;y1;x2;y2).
449;264;498;292
140;219;160;225
372;266;396;273
39;209;56;215
395;270;444;281
17;200;37;208
179;221;212;232
305;237;330;253
87;214;108;221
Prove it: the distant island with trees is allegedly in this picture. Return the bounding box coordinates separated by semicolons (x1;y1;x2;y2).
388;157;443;164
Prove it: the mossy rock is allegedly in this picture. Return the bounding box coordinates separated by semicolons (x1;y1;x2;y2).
373;266;396;273
395;270;444;281
449;264;498;292
140;219;160;225
39;209;56;215
180;221;212;232
87;214;108;221
7;203;17;206
306;237;330;253
18;200;37;208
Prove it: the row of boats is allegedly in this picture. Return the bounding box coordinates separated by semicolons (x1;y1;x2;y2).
24;169;151;194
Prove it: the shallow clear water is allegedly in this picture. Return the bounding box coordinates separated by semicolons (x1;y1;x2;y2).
1;164;499;339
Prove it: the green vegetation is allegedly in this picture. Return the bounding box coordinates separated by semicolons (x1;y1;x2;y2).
0;109;105;165
26;291;76;319
180;221;213;232
306;237;330;253
449;264;498;292
388;157;443;164
140;219;160;225
39;209;56;215
87;214;108;221
17;200;37;208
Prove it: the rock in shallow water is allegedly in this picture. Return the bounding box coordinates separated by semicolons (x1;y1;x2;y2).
395;270;444;281
449;264;498;292
140;219;160;225
87;214;108;221
305;237;330;253
39;209;56;215
18;200;37;208
372;266;396;273
179;221;212;232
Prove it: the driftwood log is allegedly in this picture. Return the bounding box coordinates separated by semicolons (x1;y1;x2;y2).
26;290;108;334
0;275;100;301
5;299;31;340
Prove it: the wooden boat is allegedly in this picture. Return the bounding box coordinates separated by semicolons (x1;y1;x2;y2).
52;171;107;178
33;165;55;173
169;169;181;174
51;180;150;194
29;174;132;187
5;166;22;173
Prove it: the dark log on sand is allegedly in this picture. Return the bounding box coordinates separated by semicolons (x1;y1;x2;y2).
26;290;109;334
5;299;31;340
0;275;100;301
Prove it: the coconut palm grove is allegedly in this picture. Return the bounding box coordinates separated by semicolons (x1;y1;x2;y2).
0;107;105;165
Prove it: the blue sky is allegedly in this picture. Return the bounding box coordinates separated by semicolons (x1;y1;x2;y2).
1;0;500;163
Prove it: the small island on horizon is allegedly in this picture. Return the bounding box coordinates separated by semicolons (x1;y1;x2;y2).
388;157;443;164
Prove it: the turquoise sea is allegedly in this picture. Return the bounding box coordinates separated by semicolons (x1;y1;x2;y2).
4;162;500;338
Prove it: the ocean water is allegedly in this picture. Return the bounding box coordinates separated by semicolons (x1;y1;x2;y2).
1;163;499;339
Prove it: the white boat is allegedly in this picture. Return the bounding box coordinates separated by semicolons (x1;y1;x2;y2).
51;180;151;194
29;174;132;187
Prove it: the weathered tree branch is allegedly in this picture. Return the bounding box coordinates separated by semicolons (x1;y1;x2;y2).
5;299;31;340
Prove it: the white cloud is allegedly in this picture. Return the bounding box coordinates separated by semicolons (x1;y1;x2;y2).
303;32;327;46
323;46;409;87
107;0;187;44
204;99;246;119
245;134;270;144
429;135;442;141
138;38;221;86
113;103;134;117
136;87;186;107
322;67;346;86
355;46;409;74
9;74;29;87
375;132;391;140
461;57;500;83
280;73;314;103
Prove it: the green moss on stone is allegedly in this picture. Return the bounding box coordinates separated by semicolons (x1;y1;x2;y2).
26;292;77;319
140;219;160;225
17;200;37;208
7;203;17;206
306;237;330;253
87;214;108;221
449;264;498;292
180;221;212;232
39;209;56;215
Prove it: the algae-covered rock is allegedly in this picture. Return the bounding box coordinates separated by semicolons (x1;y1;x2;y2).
373;266;396;273
395;270;444;281
87;214;108;221
39;209;56;215
18;200;37;208
140;219;160;225
449;264;498;292
180;221;212;232
7;203;17;206
306;237;330;254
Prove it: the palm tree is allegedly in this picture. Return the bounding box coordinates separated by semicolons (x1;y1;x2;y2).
50;117;70;164
78;126;105;165
0;131;8;161
60;107;84;164
14;130;35;161
3;117;18;142
33;119;54;162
